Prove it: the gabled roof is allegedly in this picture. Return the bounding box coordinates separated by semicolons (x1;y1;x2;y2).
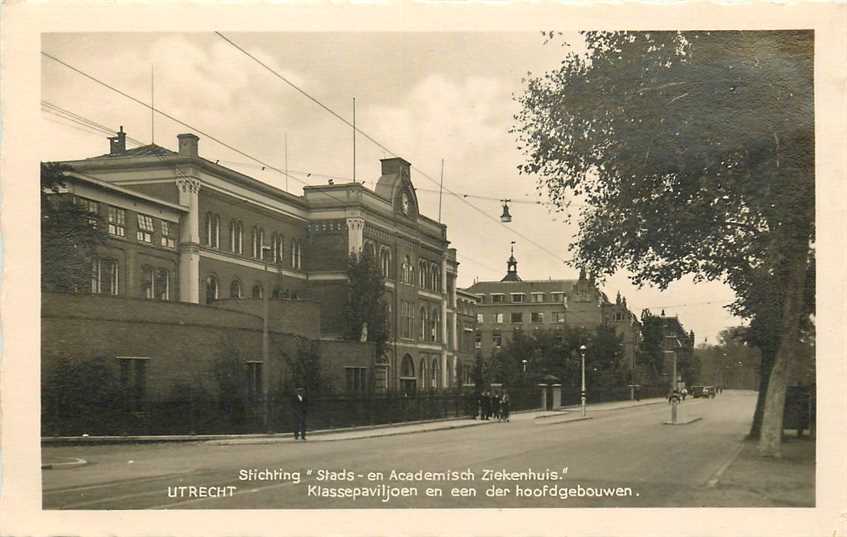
86;144;177;160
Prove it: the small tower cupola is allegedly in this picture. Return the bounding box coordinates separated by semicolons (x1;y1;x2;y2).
109;126;127;155
501;241;522;282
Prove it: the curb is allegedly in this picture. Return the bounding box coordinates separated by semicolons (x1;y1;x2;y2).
42;415;487;446
662;416;704;426
706;440;747;487
42;457;87;470
535;416;593;426
205;419;498;445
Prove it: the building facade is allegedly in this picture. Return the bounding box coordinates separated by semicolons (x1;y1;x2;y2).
463;249;640;369
48;128;465;395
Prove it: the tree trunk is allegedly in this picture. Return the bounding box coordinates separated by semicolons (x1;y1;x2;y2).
748;347;775;438
757;256;808;457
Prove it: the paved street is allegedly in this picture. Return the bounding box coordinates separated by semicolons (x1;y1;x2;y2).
43;391;764;509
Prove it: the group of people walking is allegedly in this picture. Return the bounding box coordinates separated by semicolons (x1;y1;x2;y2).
477;390;511;422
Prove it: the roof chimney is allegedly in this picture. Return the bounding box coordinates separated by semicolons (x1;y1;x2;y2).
109;126;127;155
380;157;411;177
177;133;199;158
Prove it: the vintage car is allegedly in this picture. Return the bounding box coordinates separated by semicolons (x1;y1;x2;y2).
689;385;706;398
703;386;716;398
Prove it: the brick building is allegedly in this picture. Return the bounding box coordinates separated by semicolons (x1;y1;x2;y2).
463;247;640;369
45;128;467;397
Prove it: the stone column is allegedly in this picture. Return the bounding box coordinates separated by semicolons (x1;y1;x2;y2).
538;384;548;410
346;216;365;255
552;384;562;408
177;177;201;304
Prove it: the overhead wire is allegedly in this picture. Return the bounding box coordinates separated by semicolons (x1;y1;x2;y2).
213;32;570;266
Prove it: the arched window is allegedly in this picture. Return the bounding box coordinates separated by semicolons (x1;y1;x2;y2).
364;241;376;261
252;284;263;300
271;232;279;262
431;263;440;291
431;307;440;342
419;358;427;392
400;354;416;395
380;248;391;279
230;220;243;254
297;240;303;269
230;279;242;299
419;260;427;288
431;358;439;389
276;234;285;265
252;227;260;258
419;307;428;341
205;275;218;304
205;212;213;247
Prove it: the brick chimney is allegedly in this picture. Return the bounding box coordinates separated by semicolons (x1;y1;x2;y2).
380;157;411;177
177;133;199;158
109;126;127;155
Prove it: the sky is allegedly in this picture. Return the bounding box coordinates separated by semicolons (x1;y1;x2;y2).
41;31;741;344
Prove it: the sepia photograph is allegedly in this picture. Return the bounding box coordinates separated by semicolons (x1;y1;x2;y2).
36;29;816;510
1;4;844;535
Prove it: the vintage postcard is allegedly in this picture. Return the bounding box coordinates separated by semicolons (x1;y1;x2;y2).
1;3;845;537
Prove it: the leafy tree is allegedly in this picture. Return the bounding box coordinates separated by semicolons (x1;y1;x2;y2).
639;311;666;382
344;249;389;376
211;339;249;424
42;355;125;435
284;338;325;395
41;163;108;293
514;31;813;457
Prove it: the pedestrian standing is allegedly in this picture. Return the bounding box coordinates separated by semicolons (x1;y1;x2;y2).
292;387;308;440
492;392;501;421
482;391;491;420
501;392;511;422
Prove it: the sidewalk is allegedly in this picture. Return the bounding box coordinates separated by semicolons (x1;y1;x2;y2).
694;435;815;507
41;398;665;447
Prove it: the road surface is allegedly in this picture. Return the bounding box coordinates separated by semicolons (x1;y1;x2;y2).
43;391;757;509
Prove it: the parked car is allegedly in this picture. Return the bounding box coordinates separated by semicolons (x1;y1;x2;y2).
703;386;716;399
689;385;705;398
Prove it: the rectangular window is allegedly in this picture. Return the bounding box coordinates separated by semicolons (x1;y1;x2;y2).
108;206;126;237
511;293;525;303
345;367;368;393
553;311;566;323
551;292;564;303
142;266;154;299
491;294;504;304
532;312;544;323
75;196;100;227
496;312;504;324
246;362;263;403
118;357;148;411
161;221;176;248
136;214;154;243
511;312;523;323
92;258;119;295
155;268;169;300
492;331;502;348
474;332;482;349
531;292;545;303
476;313;484;324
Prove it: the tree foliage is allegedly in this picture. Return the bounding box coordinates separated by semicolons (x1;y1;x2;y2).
41;163;108;293
514;31;814;456
344;249;389;355
492;326;627;391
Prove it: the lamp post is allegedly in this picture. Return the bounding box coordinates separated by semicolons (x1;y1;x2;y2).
579;344;587;417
